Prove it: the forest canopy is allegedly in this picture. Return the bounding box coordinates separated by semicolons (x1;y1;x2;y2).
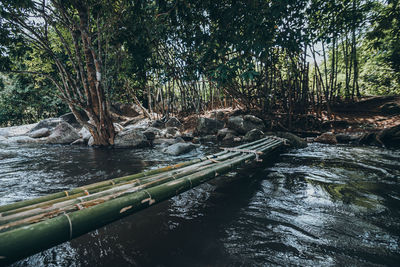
0;0;399;144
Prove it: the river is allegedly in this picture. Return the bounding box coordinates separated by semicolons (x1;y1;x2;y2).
0;142;399;266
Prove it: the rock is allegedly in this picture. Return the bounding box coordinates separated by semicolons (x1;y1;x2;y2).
358;132;381;146
216;111;225;121
9;136;41;144
336;133;361;144
71;138;86;145
153;138;179;147
0;123;37;137
45;122;81;144
217;128;237;140
321;120;349;130
112;103;141;117
29;118;62;133
113;123;124;133
163;142;196;156
59;112;78;125
377;124;400;148
143;127;161;138
181;132;194;141
150;120;165;129
199;135;218;143
226;115;265;135
124;118;151;131
161;127;181;138
175;136;185;143
28;128;50;138
166;127;179;136
266;132;307;148
114;128;150;148
221;132;237;145
233;136;242;143
88;136;95;146
380;102;400;115
196;117;224;135
165;117;182;128
243;129;264;142
142;127;159;142
314;132;338;145
244;115;263;124
79;127;92;141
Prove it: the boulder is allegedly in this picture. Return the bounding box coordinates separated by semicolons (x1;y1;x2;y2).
29;128;51;138
380;102;400;115
143;127;161;138
59;112;79;126
79;127;92;141
196;117;224;135
9;136;41;144
88;136;95;146
314;132;338;145
266;132;307;148
181;132;194;141
124;118;152;131
165;117;182;128
113;123;124;133
161;127;181;138
216;111;225;121
112;103;141;117
244;115;263;124
71;138;86;145
0;123;37;137
150;120;165;129
226;115;265;135
153;138;179;147
243;129;264;142
163;142;196;156
217;128;237;140
199;135;218;143
358;132;381;146
321;120;349;130
29;118;63;133
114;128;150;148
45;122;81;144
336;133;361;144
221;132;237;145
175;136;185;143
377;124;400;148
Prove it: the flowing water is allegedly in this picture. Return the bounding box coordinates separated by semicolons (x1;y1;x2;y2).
0;142;399;266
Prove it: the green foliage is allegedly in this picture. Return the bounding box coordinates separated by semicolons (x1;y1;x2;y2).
0;74;68;127
0;0;399;125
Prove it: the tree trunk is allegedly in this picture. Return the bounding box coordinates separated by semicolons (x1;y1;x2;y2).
75;3;115;146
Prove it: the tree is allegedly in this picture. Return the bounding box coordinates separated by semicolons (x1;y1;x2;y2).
0;0;119;145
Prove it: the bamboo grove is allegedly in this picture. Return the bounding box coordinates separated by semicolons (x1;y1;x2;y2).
1;0;399;141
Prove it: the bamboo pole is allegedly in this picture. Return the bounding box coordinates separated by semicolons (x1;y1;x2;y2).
0;138;284;265
0;138;276;219
0;139;281;228
0;137;272;214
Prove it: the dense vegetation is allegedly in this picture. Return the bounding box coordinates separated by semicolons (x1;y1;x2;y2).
0;0;399;144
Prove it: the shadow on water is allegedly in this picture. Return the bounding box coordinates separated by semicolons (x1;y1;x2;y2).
1;143;399;266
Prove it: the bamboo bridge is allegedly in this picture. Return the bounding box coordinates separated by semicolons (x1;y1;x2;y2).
0;136;286;265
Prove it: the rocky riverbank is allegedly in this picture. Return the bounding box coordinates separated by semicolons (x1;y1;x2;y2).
1;98;399;156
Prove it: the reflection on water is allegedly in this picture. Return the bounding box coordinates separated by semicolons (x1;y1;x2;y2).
1;143;399;266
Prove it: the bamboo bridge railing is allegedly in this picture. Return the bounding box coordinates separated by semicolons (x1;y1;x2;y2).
0;136;286;265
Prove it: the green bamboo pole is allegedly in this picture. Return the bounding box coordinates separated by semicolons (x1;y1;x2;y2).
0;139;281;229
0;138;284;265
0;137;273;214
